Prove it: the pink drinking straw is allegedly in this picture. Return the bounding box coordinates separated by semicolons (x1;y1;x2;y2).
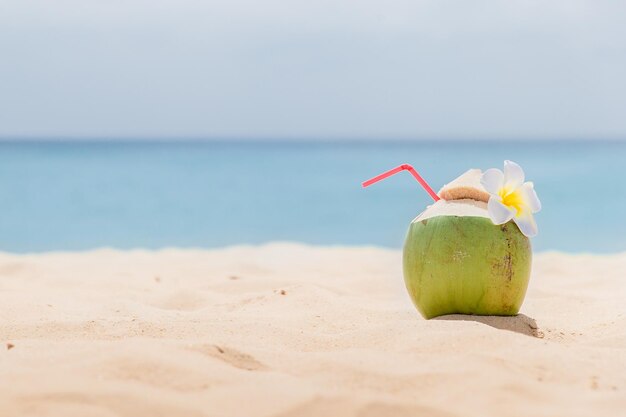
362;164;440;202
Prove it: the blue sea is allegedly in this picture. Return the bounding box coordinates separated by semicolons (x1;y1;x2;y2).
0;140;624;253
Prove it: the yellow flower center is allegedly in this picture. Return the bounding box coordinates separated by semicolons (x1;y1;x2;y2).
499;187;524;216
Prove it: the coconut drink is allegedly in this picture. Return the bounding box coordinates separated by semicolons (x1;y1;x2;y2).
363;161;541;319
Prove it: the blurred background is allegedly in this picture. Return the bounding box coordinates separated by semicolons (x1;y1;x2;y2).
1;1;625;253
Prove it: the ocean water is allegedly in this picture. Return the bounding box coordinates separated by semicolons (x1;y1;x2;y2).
0;140;624;253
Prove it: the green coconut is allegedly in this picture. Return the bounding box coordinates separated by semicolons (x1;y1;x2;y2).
403;170;532;319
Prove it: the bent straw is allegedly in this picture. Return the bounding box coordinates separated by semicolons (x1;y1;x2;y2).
362;164;440;202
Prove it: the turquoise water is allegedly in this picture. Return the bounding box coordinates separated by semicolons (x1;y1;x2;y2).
0;140;624;253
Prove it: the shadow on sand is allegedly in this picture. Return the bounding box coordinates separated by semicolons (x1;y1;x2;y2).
434;314;543;338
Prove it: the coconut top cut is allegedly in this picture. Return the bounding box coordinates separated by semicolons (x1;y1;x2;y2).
414;169;491;222
415;199;490;222
438;169;490;203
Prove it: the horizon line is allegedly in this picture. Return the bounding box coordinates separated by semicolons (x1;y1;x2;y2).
0;136;625;144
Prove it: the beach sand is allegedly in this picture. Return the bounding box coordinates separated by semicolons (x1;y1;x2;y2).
0;243;624;416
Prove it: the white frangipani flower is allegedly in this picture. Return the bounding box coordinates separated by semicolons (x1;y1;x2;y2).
480;160;541;237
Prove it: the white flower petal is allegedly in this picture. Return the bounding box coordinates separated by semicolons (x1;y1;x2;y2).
487;197;516;225
520;182;541;213
513;211;538;237
503;160;525;189
480;168;504;194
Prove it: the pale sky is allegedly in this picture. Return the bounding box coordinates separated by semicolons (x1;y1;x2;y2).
1;0;625;140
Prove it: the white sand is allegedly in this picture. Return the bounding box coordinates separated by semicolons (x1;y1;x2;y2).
0;243;625;417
